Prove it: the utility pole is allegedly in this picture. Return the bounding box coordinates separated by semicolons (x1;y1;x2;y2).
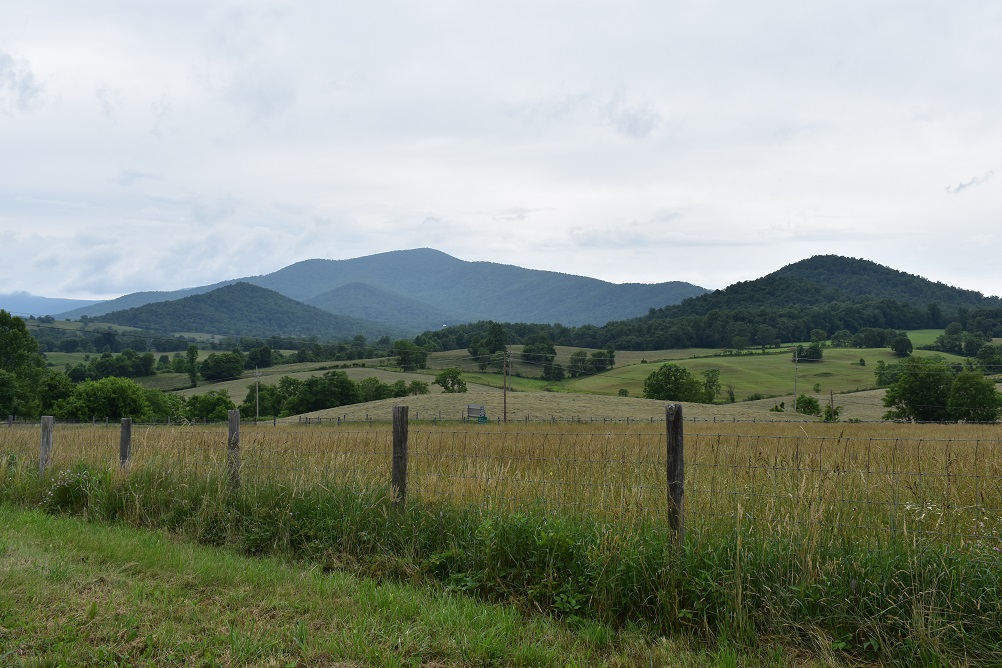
793;350;801;412
503;349;509;423
255;366;260;424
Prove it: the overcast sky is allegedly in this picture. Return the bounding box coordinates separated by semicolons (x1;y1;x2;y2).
1;1;1000;300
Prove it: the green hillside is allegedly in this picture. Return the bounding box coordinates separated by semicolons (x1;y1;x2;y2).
416;256;1002;353
98;282;403;340
773;255;1000;307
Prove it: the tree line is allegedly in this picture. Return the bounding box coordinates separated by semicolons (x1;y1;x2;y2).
415;302;1002;354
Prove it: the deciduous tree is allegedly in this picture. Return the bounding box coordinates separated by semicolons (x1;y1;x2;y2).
394;340;428;371
0;309;45;416
882;356;954;422
186;345;199;388
889;335;913;357
434;368;467;393
184;390;236;422
642;363;705;402
948;372;1002;423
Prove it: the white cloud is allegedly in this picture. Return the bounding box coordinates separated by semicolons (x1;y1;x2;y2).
0;50;42;114
0;1;1001;299
946;170;995;194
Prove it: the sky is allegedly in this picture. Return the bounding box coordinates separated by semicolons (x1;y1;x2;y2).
1;1;1000;300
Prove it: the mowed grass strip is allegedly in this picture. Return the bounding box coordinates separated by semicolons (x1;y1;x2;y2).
0;505;820;668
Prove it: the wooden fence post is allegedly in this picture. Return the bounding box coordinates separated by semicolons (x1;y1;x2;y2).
227;410;240;492
39;416;54;476
119;418;132;469
392;405;409;511
666;403;685;546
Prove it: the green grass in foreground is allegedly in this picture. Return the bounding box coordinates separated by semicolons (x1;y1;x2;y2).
0;504;816;668
3;455;1001;667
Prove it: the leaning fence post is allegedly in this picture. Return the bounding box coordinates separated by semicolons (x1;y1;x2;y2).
392;405;409;511
119;418;132;469
227;410;240;491
666;403;685;546
39;416;54;476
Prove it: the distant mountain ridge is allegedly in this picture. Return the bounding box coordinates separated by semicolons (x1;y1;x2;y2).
0;292;100;318
21;252;1002;345
55;248;710;329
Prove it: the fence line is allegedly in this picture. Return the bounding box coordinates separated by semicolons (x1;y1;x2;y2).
7;409;1002;551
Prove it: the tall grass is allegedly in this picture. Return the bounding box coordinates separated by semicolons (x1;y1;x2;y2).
3;420;1002;665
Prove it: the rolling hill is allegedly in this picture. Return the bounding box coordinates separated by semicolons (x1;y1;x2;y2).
655;255;1001;319
415;255;1002;353
54;248;709;329
96;282;405;341
771;255;1001;307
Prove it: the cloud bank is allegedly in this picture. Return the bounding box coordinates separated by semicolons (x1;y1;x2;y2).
0;1;1000;300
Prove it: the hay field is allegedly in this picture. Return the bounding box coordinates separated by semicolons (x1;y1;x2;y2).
8;419;1002;549
297;387;892;423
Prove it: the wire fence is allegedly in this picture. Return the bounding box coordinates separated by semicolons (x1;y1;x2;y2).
4;412;1002;552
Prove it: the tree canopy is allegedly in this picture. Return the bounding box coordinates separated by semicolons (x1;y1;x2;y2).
0;309;46;416
642;363;707;403
434;368;468;394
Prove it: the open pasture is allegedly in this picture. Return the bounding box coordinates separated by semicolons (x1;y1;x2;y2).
569;346;967;401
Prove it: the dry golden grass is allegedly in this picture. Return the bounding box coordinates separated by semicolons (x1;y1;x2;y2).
299;389;828;424
8;419;1002;550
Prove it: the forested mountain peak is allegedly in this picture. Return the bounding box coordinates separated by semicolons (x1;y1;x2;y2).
645;255;998;321
97;282;403;340
769;255;998;306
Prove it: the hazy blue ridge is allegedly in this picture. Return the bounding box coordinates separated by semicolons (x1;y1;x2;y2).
52;248;709;328
0;293;101;318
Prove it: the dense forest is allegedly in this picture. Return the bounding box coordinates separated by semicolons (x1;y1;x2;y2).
414;256;1002;352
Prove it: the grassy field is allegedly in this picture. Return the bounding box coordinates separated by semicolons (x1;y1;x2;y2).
4;419;1002;665
566;347;967;401
167;346;955;423
39;332;988;427
300;389;853;423
906;329;945;347
5;505;794;667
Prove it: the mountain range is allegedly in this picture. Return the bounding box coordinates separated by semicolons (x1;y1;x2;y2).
5;251;1000;344
37;248;710;330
